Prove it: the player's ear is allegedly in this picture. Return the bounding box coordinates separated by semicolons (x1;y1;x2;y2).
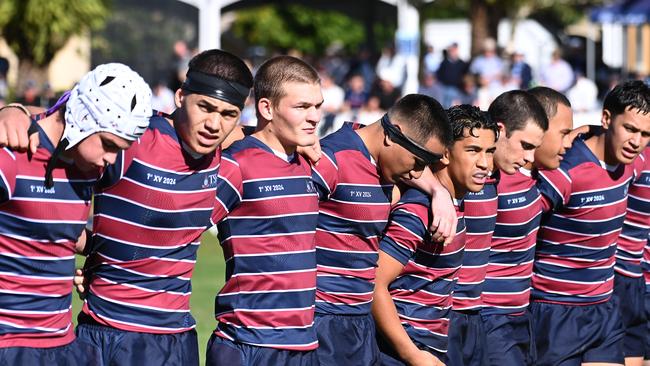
174;89;185;109
440;148;450;166
601;109;612;130
383;121;405;148
496;122;506;139
257;98;273;122
383;132;393;147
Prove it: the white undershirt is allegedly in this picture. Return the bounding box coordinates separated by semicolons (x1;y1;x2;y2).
599;160;619;172
270;148;295;163
519;167;532;177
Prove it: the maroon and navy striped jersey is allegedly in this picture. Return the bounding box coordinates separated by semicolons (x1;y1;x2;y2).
0;125;96;348
210;136;320;351
533;136;640;304
312;123;393;315
481;168;542;314
82;115;220;333
380;188;465;354
455;173;499;310
616;147;650;278
642;235;650;291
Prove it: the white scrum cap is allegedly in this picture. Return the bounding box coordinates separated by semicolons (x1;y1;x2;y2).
63;62;152;149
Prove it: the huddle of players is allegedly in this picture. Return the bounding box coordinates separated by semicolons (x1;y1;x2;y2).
0;47;649;366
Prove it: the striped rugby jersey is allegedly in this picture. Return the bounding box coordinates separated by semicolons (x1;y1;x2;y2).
211;136;320;351
642;235;650;291
616;147;650;278
380;188;465;354
455;173;499;311
312;123;393;315
481;168;542;315
82;115;220;333
0;125;96;348
533;135;640;304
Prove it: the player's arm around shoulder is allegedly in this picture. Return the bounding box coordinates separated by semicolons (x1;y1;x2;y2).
310;145;338;201
297;138;322;165
0;104;44;154
405;167;457;245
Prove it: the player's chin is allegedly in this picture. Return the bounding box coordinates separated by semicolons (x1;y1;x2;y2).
502;164;518;175
388;173;404;185
297;135;317;147
537;158;559;170
467;174;486;191
617;156;636;165
619;147;640;164
76;160;100;172
466;182;484;193
76;165;94;173
194;142;220;155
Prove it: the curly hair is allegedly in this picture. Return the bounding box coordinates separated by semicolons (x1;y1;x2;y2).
447;104;498;143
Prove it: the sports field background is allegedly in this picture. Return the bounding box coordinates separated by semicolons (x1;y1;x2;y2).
73;231;225;364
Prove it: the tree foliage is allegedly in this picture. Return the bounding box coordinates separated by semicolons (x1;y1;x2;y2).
420;0;603;56
91;0;198;85
423;0;601;25
232;4;366;56
0;0;110;67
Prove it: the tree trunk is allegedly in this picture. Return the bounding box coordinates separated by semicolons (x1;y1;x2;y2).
470;0;503;58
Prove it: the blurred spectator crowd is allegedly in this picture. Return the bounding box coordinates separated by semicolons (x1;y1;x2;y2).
1;37;645;133
297;37;604;136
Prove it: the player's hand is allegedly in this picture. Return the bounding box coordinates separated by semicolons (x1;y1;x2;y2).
297;140;322;165
0;106;39;154
73;268;88;300
429;188;457;246
568;124;591;143
404;349;445;366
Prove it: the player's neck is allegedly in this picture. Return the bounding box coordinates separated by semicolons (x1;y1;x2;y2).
584;132;614;165
253;124;297;156
38;110;65;149
434;169;462;200
355;122;382;163
492;155;506;175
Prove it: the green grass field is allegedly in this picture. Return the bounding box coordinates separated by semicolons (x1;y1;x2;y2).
73;231;225;364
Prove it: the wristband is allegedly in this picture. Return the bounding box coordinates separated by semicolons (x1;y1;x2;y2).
0;103;31;118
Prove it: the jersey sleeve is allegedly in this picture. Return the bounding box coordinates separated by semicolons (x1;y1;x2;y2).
536;167;572;211
210;153;243;225
0;148;17;204
379;202;429;266
311;148;339;201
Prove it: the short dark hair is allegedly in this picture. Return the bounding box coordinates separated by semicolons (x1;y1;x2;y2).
528;86;571;120
187;49;253;89
603;80;650;119
388;94;452;147
447;104;498;142
254;56;320;106
488;90;548;137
